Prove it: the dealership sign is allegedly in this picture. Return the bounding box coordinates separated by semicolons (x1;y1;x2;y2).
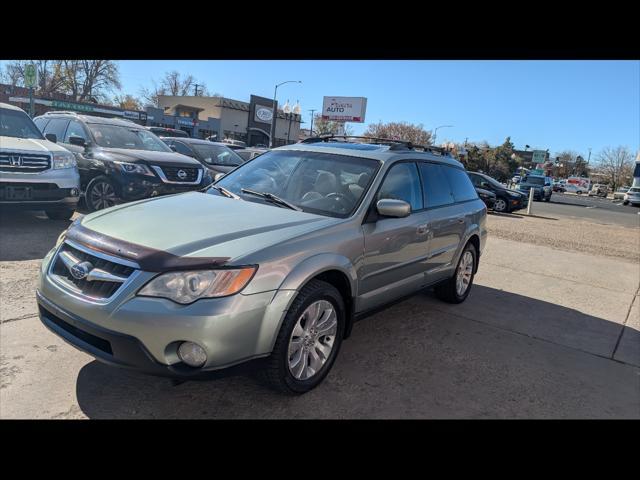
254;106;273;124
321;96;367;123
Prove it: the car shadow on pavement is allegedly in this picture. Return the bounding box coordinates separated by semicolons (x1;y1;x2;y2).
74;285;640;419
0;210;74;261
487;212;524;219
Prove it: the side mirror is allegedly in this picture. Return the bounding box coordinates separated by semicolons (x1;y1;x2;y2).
376;199;411;218
214;173;226;182
45;133;57;143
68;136;86;147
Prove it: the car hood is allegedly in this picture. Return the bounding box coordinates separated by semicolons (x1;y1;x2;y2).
0;136;70;153
476;187;495;198
96;147;202;167
78;192;337;263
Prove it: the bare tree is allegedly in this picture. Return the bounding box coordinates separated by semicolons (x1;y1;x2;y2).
112;94;142;111
363;121;432;145
311;114;354;136
61;60;121;102
139;81;166;108
1;60;67;96
595;146;635;190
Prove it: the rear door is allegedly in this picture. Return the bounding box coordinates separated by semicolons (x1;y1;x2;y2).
359;161;430;311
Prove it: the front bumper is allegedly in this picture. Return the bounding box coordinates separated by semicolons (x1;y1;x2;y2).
36;249;294;378
0;169;80;209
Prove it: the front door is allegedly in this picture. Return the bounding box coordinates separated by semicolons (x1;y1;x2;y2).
359;162;430;312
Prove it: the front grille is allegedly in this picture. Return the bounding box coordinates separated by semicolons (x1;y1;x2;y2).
50;242;135;300
39;305;113;355
159;166;200;183
0;152;51;172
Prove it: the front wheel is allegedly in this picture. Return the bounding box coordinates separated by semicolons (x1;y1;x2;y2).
85;176;119;212
493;197;507;213
263;279;345;394
434;242;477;304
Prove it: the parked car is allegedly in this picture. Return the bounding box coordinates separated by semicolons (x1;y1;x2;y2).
511;175;521;184
613;187;630;200
563;183;586;194
467;171;527;213
0;103;80;220
37;138;487;394
222;139;247;150
588;184;609;197
516;174;552;202
552;181;566;192
623;187;640;206
161;137;245;176
475;187;496;210
33;112;211;212
146;126;189;138
235;147;269;162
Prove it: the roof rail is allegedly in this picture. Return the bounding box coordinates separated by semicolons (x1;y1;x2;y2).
43;110;81;116
300;135;412;146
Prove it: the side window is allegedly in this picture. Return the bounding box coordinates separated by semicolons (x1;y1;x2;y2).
43;118;70;141
33;117;49;133
378;162;423;212
172;141;195;157
63;120;88;143
442;166;479;202
419;163;455;208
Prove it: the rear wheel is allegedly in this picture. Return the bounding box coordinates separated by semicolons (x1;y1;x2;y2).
263;279;345;395
434;242;477;304
85;176;119;212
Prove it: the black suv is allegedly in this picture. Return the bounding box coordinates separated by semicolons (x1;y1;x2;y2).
33;113;211;212
467;171;527;213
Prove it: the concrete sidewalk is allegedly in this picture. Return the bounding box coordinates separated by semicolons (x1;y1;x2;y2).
1;236;639;418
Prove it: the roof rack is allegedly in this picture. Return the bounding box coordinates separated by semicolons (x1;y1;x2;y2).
43;111;82;116
300;135;451;156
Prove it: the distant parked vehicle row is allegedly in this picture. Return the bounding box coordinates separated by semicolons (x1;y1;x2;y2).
623;187;640;206
515;174;552;202
160;137;245;177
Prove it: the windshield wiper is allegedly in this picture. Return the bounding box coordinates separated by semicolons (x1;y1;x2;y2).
241;189;301;211
209;185;240;199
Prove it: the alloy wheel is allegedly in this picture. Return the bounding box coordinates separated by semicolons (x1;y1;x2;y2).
455;251;474;296
494;198;507;212
89;182;117;211
287;300;338;381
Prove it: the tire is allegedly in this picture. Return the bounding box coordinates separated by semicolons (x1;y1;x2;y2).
434;242;477;304
544;196;551;202
44;208;75;221
263;279;346;395
623;200;629;205
85;176;119;212
493;197;507;213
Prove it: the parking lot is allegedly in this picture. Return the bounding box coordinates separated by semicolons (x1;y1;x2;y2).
1;199;638;419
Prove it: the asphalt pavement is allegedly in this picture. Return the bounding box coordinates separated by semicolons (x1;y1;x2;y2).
530;192;640;228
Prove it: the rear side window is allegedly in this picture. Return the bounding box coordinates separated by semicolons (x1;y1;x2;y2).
378;162;423;211
442;166;478;202
43;118;70;141
419;163;455;208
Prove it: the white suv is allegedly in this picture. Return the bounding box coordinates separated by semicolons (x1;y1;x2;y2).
0;103;80;220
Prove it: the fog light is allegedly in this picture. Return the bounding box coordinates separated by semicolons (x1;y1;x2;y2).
177;342;207;367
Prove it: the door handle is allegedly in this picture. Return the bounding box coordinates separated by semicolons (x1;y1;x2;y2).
417;224;429;235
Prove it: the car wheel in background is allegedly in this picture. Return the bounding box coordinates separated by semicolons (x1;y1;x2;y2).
85;176;119;212
493;198;507;213
263;279;345;395
434;242;477;304
44;208;75;221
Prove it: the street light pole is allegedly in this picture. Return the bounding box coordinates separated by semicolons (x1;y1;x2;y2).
269;80;301;148
432;125;453;145
308;109;316;136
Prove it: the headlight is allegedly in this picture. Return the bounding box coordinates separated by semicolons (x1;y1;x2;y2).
113;161;155;176
52;152;77;169
138;267;257;304
508;191;521;198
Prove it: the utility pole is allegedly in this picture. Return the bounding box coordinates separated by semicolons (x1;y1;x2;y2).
194;84;200;96
308;109;317;136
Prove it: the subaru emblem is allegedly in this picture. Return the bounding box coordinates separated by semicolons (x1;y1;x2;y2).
70;261;93;280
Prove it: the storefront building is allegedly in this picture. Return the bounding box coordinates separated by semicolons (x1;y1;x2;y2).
154;94;302;147
0;83;147;124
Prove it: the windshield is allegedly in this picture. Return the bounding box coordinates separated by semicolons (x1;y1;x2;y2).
479;174;504;189
0;108;45;140
192;143;244;166
88;124;172;152
629;188;640;193
523;176;545;186
212;150;380;218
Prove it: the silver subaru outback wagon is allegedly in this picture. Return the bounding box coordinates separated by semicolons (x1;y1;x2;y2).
37;138;487;394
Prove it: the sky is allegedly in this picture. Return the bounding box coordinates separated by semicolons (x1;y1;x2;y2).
4;60;639;158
